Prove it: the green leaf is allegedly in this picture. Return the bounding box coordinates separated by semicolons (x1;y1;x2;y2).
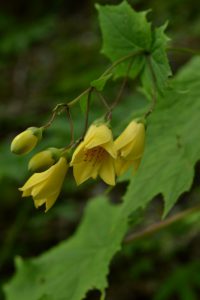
91;73;112;91
4;196;127;300
141;23;172;96
97;2;171;94
123;56;200;217
96;1;151;78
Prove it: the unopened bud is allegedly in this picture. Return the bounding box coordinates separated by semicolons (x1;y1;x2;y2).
28;148;62;172
11;127;43;155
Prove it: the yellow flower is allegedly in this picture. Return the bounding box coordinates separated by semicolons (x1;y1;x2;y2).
11;127;43;155
70;123;117;186
114;121;145;176
19;157;68;212
28;148;62;172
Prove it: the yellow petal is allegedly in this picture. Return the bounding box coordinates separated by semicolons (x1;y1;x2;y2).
85;124;113;149
124;125;145;159
34;198;46;209
34;191;60;212
31;157;68;199
20;157;67;195
45;192;60;212
19;171;49;192
115;121;141;151
91;170;98;179
114;157;132;177
99;155;115;186
120;139;136;158
73;161;97;185
31;180;47;197
70;141;86;165
101;141;117;158
19;157;67;212
22;189;32;197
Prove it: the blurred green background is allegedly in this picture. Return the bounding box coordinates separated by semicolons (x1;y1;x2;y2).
0;0;200;299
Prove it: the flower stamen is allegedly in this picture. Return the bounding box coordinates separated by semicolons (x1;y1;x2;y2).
83;147;106;166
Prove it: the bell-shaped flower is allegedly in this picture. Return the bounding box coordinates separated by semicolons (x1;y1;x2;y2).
28;148;62;172
19;157;68;212
114;121;145;176
11;127;43;155
70;123;117;186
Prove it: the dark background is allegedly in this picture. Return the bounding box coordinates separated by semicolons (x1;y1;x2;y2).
0;0;200;299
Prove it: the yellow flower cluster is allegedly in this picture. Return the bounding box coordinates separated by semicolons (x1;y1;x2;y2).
11;120;145;211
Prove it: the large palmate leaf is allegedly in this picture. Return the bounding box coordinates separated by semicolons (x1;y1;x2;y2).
96;1;171;94
96;1;151;79
123;56;200;217
4;196;127;300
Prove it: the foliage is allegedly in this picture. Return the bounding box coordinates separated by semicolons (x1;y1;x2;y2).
96;1;171;94
5;53;200;299
124;56;200;217
1;1;200;300
4;196;128;300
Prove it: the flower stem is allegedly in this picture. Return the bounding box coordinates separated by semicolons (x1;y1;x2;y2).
42;110;58;129
110;56;135;111
124;204;200;244
67;87;92;107
43;50;144;129
42;103;69;129
100;49;144;78
43;46;199;129
94;89;111;111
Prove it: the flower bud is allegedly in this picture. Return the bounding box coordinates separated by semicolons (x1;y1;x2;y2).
28;148;62;172
11;127;43;155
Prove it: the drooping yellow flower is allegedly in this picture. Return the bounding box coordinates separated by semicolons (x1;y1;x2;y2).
114;121;145;176
70;123;117;186
19;157;68;212
11;127;43;155
28;148;62;172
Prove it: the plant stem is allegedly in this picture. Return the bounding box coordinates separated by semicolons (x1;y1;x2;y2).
168;46;200;56
110;56;135;111
67;50;143;108
43;50;144;129
67;87;92;107
42;103;69;129
124;204;200;244
42;110;58;129
94;89;111;111
101;50;144;77
42;46;199;129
